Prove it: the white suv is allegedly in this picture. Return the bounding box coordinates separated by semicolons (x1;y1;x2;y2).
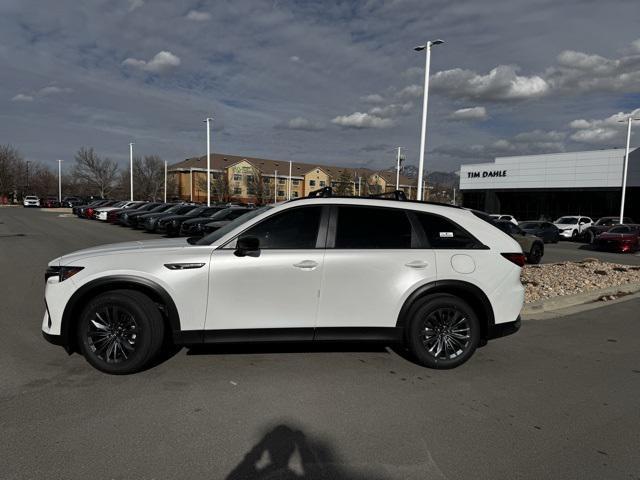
42;195;525;374
554;216;593;240
23;195;40;207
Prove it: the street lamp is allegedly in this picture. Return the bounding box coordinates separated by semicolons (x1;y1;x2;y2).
204;117;213;206
618;116;640;223
164;160;168;203
129;142;134;201
395;147;403;190
415;39;444;201
57;159;63;203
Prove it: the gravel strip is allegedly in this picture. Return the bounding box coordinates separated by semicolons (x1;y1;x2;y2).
522;258;640;303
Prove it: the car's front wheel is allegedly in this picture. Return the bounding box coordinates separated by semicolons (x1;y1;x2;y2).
406;294;480;369
527;243;543;264
77;289;165;374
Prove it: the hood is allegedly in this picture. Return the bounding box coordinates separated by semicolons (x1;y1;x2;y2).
554;223;577;228
50;238;189;266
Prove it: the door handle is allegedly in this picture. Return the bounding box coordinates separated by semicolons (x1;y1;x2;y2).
293;260;319;270
405;260;428;269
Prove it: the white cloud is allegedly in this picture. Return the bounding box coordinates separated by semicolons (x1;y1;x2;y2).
278;117;323;131
431;65;550;101
185;10;211;21
632;39;640;53
368;102;413;118
289;56;300;62
128;0;144;12
449;106;487;121
361;93;384;104
122;51;181;74
331;112;395;129
568;108;640;145
402;66;423;78
397;84;423;99
11;94;33;102
38;85;73;96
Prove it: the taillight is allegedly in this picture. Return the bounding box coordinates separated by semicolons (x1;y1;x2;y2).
87;208;93;216
501;252;526;267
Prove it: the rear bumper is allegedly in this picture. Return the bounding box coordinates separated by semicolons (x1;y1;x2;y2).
488;316;521;340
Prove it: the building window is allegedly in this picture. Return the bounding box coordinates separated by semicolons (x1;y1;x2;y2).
319;181;326;187
264;177;270;183
233;187;242;195
292;180;299;186
309;180;316;187
293;191;299;198
278;178;286;185
331;182;337;187
233;174;242;181
277;190;285;197
246;175;254;183
247;185;256;195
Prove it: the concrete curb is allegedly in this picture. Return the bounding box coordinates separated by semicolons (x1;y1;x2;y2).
522;282;640;319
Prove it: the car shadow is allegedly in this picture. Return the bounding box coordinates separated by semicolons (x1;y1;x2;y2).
226;423;390;480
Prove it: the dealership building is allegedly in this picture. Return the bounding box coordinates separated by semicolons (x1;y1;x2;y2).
459;147;640;221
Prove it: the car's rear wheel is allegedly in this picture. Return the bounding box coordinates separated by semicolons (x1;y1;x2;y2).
528;243;543;264
77;289;165;374
586;230;595;244
406;294;480;369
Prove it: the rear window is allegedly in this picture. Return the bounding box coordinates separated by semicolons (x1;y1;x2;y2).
608;226;629;233
417;212;485;249
334;206;413;249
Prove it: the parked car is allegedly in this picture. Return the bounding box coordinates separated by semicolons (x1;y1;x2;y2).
42;194;524;374
94;201;145;221
42;196;61;208
553;216;593;240
582;216;635;244
593;224;640;253
120;203;173;227
518;221;559;243
23;195;40;207
156;205;227;237
141;204;198;232
61;196;83;208
494;220;544;264
82;200;119;219
180;207;254;237
74;199;110;217
109;202;157;224
490;214;518;225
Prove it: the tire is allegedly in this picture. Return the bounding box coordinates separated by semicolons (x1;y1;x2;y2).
405;294;481;369
77;289;165;374
571;229;578;240
586;230;595;244
527;243;543;264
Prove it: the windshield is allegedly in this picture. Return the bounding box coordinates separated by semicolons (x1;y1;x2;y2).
195;207;270;245
185;207;207;217
556;217;578;224
519;222;541;229
595;218;615;226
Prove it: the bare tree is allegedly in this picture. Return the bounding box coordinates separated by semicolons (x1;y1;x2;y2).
334;171;354;196
0;144;25;200
133;155;165;201
72;147;119;198
197;171;229;203
246;166;269;205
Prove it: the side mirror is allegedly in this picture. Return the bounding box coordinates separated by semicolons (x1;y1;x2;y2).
235;236;260;257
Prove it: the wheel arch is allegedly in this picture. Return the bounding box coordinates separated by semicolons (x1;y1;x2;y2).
60;275;181;354
396;280;495;340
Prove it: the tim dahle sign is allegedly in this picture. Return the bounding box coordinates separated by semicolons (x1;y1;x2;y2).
466;170;507;179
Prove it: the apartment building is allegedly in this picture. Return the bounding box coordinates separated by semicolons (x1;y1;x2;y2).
168;153;417;203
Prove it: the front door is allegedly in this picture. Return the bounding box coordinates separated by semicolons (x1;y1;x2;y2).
205;205;326;338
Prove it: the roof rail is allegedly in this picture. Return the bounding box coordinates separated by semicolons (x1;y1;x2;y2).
307;186;333;198
368;190;407;201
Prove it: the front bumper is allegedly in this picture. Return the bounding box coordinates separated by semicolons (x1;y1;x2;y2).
559;229;575;238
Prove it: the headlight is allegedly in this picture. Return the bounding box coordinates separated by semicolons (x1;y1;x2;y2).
45;266;84;282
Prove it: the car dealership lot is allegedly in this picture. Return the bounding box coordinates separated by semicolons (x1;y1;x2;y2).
2;207;640;479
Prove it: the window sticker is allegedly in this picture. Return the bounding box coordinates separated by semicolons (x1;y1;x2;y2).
439;232;454;238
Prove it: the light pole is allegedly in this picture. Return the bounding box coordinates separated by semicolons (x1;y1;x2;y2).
190;167;194;202
619;116;639;223
204;117;213;206
395;147;403;190
164;160;167;203
57;159;63;202
415;39;444;202
288;161;292;200
274;170;278;203
26;160;30;191
129;142;134;201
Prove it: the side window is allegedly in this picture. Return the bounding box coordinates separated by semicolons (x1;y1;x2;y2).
334;206;413;249
416;212;484;249
238;206;322;249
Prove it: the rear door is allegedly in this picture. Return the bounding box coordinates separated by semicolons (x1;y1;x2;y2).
316;205;436;329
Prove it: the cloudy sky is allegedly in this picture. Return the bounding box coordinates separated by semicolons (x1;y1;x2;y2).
1;0;639;173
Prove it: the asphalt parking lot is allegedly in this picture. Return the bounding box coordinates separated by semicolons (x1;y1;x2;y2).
2;206;640;479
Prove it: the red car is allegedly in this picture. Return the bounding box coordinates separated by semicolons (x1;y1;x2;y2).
593;224;640;253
